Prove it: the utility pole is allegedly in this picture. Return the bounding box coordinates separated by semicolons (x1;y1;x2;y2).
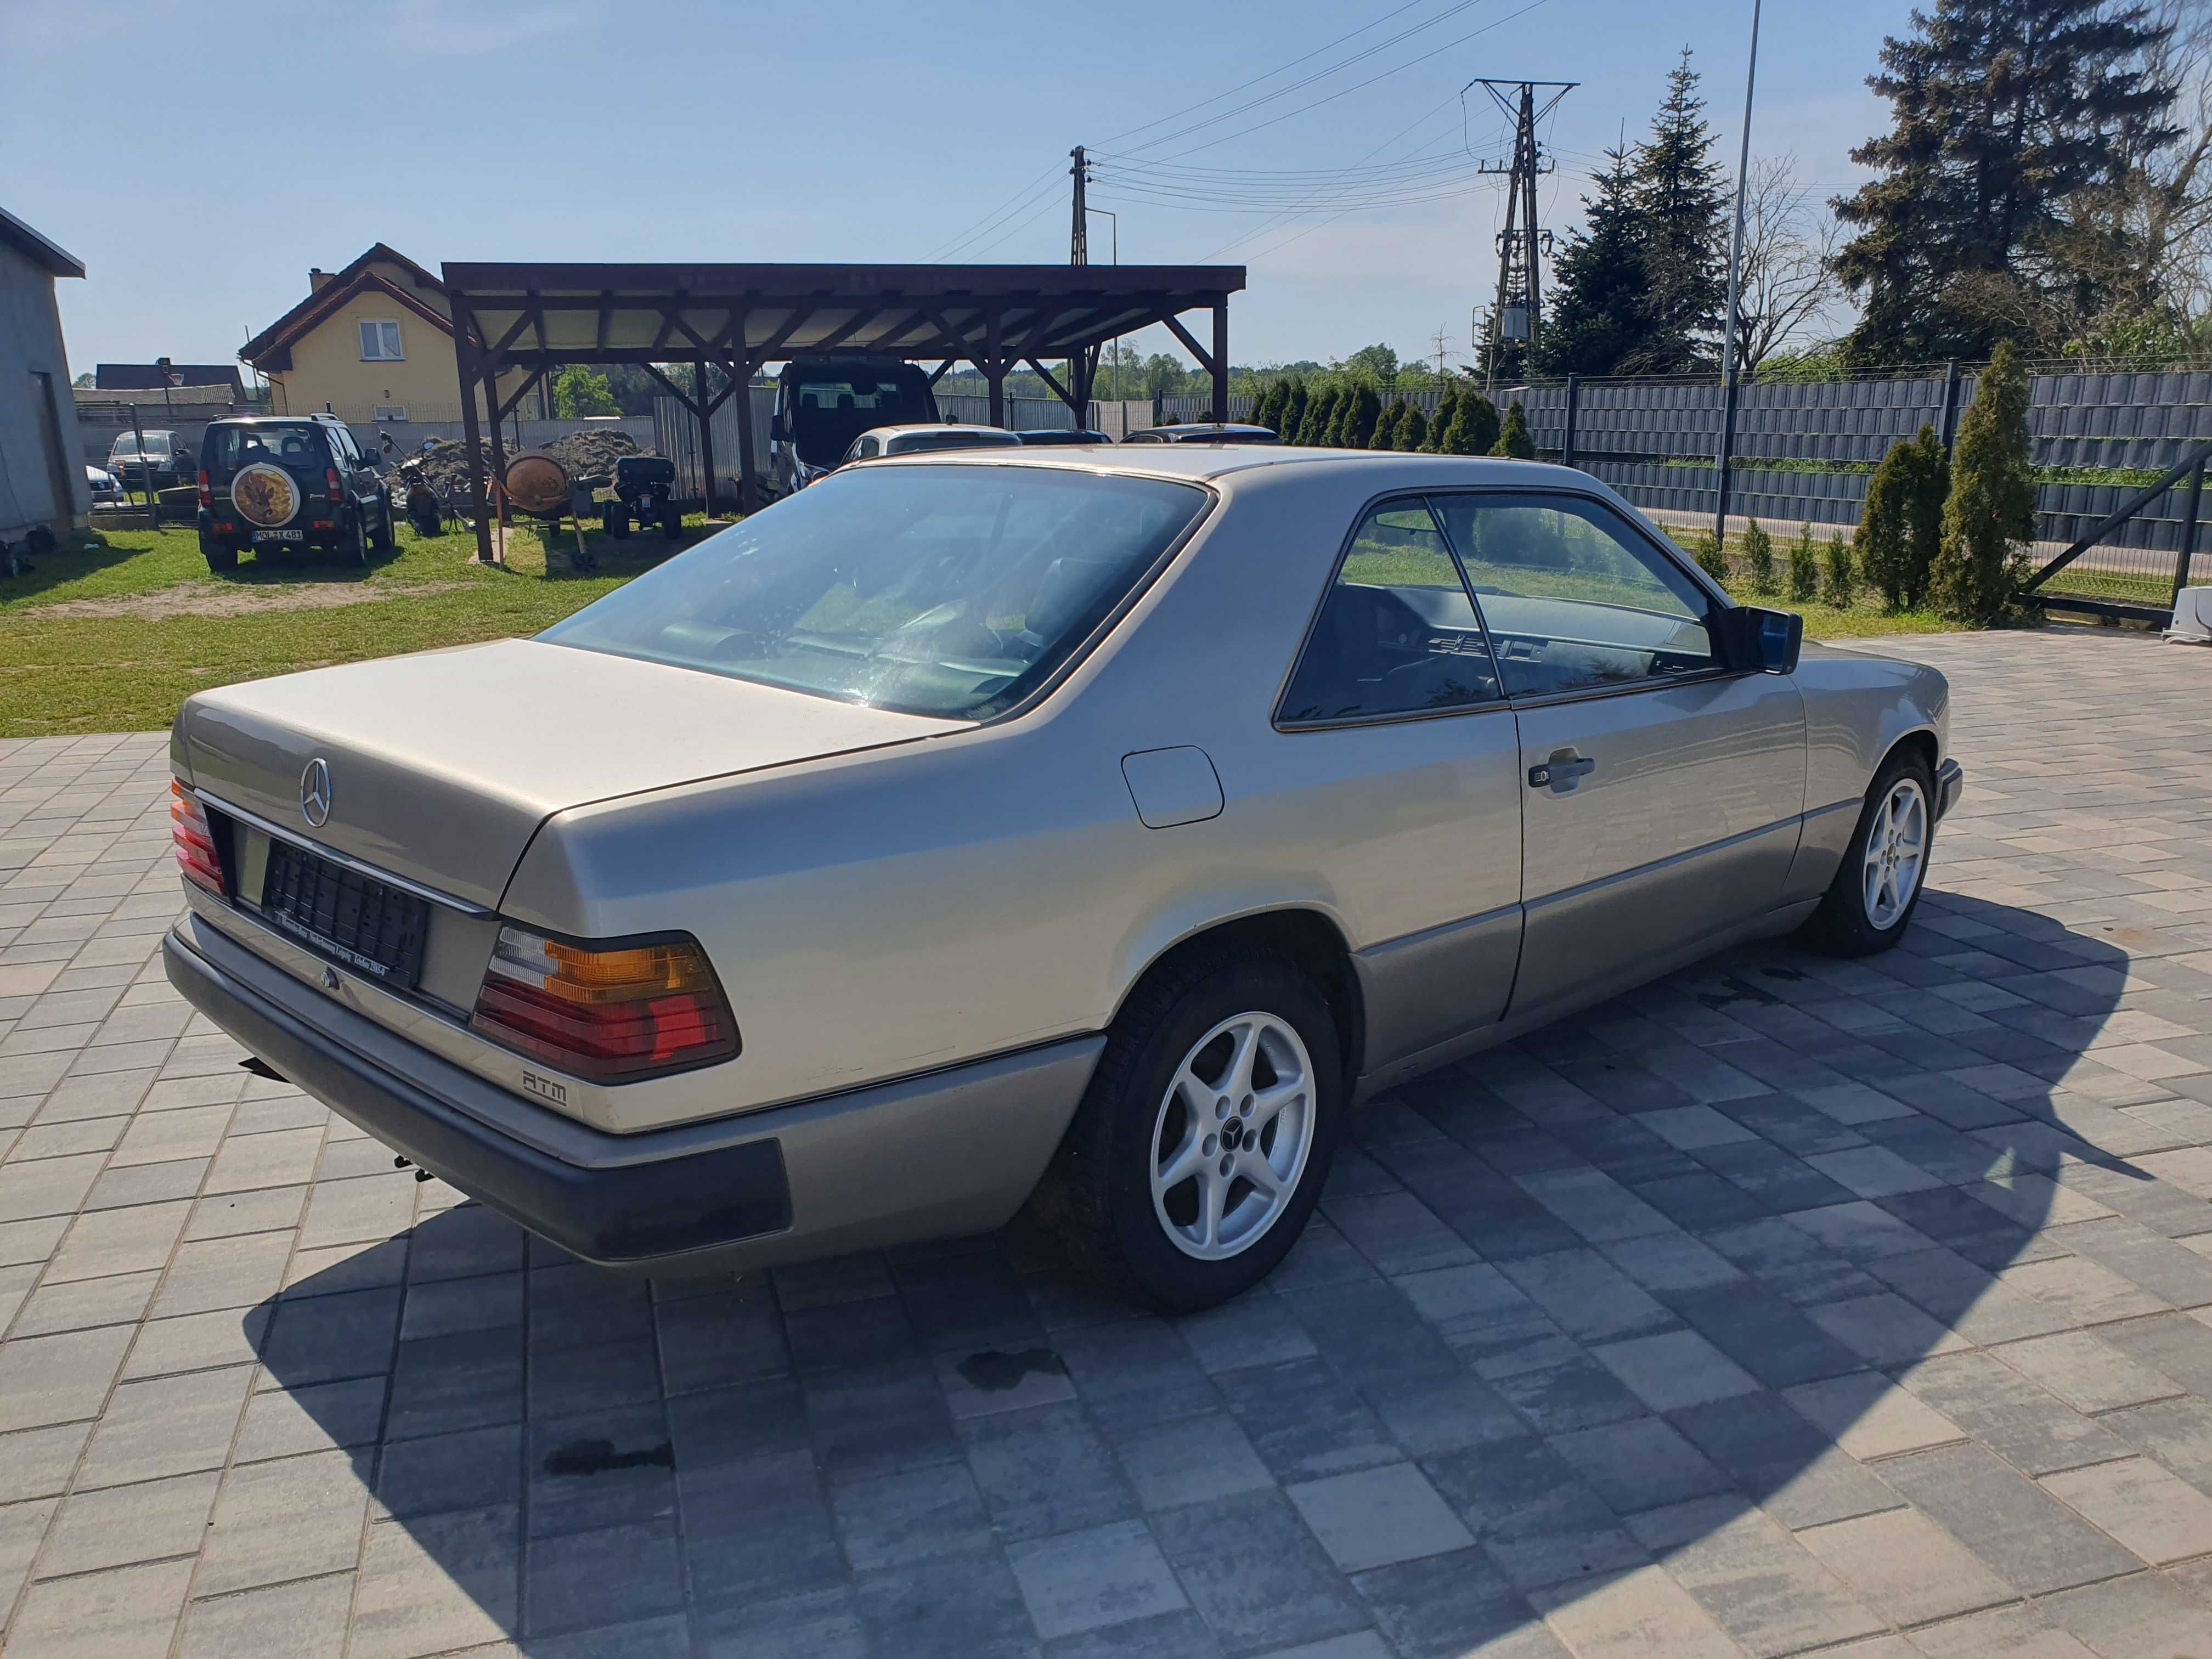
1069;145;1088;266
1713;0;1763;548
1469;81;1575;392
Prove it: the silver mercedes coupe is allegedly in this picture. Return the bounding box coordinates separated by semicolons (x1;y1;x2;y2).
163;447;1960;1310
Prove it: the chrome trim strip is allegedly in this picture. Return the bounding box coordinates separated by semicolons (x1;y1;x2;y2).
191;788;496;918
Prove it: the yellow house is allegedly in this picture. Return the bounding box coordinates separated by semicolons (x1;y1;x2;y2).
240;244;529;423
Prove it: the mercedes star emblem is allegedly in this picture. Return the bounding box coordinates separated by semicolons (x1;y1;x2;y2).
300;757;332;828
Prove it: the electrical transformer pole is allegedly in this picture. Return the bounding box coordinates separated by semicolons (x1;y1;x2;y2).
1069;145;1088;266
1469;81;1575;392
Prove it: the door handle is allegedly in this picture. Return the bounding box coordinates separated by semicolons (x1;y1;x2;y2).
1528;751;1597;792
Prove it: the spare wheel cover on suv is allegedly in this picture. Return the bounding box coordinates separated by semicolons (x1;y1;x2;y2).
232;461;302;528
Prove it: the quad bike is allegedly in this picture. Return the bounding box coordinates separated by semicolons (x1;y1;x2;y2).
602;456;682;540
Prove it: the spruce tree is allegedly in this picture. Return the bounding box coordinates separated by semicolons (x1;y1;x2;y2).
1492;400;1537;459
1536;145;1654;375
1835;0;2181;362
1254;380;1286;435
1931;340;2036;622
1629;50;1728;374
1400;403;1430;452
1281;376;1308;445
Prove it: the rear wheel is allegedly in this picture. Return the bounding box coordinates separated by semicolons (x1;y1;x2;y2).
1804;749;1936;955
661;498;683;538
1035;953;1341;1311
370;493;395;554
200;533;237;573
605;503;630;539
340;511;368;567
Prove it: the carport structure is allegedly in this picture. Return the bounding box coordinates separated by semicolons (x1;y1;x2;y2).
438;261;1247;562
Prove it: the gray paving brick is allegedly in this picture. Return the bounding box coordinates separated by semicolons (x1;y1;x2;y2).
1878;1441;2145;1595
176;1572;354;1659
5;1557;196;1659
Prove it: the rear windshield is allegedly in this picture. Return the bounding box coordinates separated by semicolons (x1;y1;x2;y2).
207;425;328;472
788;374;934;464
111;433;173;456
541;465;1210;719
883;430;1020;455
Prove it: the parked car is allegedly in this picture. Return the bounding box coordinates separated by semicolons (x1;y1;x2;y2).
840;424;1024;466
195;414;393;572
1017;429;1112;446
107;429;190;487
85;464;122;503
771;357;940;494
1122;421;1280;444
162;449;1958;1310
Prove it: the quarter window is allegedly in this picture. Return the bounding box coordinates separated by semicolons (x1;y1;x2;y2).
1427;494;1714;699
358;320;403;361
1279;501;1500;724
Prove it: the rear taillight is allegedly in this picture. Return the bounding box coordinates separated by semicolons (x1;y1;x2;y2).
197;470;212;509
470;925;739;1082
170;782;223;896
326;467;343;504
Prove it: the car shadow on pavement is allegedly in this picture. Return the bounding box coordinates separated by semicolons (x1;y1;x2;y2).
249;887;2155;1656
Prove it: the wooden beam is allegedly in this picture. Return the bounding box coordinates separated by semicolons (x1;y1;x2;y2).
752;303;821;362
453;302;494;564
1161;312;1217;377
1024;357;1081;417
478;309;538;375
808;304;887;355
641;362;701;416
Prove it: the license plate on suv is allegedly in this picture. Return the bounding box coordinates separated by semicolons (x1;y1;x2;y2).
261;839;430;989
252;529;305;543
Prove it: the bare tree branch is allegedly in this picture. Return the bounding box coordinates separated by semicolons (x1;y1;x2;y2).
1729;155;1848;370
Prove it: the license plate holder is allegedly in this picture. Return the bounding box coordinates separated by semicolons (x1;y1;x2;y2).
260;840;430;989
252;529;306;543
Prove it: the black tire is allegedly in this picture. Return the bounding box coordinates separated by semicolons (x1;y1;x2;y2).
1034;952;1343;1312
661;499;683;538
606;503;630;539
338;511;368;567
200;534;237;573
1804;748;1937;956
371;493;396;554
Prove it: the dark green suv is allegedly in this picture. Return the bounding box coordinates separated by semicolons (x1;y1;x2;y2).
196;414;394;572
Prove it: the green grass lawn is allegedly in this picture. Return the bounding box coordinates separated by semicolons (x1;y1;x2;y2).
0;518;712;737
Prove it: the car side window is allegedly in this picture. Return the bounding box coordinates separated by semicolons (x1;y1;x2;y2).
1426;493;1716;700
1279;501;1501;724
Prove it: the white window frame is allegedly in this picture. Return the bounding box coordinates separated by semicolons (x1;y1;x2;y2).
372;405;408;422
358;319;404;362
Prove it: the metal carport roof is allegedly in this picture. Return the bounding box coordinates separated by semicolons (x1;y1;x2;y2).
438;261;1245;560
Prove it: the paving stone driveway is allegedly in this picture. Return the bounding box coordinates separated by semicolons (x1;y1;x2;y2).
8;628;2212;1658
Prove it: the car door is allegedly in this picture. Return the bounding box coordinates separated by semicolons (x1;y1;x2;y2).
1427;491;1806;1023
1268;498;1524;1081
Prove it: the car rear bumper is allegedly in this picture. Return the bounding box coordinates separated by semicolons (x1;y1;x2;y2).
1936;757;1964;820
164;914;1101;1273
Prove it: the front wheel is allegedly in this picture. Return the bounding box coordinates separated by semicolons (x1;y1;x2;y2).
1804;751;1936;955
1035;954;1341;1311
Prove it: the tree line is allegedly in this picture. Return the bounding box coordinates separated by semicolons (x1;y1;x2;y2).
1534;0;2210;378
1243;377;1538;459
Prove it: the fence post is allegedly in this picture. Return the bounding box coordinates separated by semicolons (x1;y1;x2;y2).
1562;375;1579;470
2175;459;2206;606
1713;373;1740;545
1938;359;1962;454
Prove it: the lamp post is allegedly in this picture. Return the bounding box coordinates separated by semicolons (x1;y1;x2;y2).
1713;0;1762;549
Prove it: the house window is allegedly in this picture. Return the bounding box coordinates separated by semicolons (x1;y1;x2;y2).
373;405;408;422
358;320;403;361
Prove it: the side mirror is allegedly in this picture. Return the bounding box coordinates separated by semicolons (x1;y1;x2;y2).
769;416;788;441
1714;605;1802;674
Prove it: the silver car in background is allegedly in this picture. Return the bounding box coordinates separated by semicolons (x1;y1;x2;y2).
164;448;1959;1310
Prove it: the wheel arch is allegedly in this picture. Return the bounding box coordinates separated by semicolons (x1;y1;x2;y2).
1111;907;1367;1090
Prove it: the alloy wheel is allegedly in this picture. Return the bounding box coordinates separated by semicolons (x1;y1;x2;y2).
1862;776;1928;929
1149;1011;1315;1261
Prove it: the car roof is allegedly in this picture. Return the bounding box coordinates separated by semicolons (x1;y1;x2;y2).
1128;422;1279;438
860;424;1022;441
861;445;1583;488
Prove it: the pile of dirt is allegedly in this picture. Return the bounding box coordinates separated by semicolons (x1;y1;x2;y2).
392;430;646;501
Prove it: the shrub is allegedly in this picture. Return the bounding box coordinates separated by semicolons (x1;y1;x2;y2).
1424;392;1458;453
1370;399;1407;449
1857;424;1948;609
1693;528;1729;581
1931;341;2035;624
1253;380;1287;435
1455;393;1500;455
1295;387;1336;446
1344;385;1384;449
1492;399;1536;459
1788;522;1819;602
1742;518;1775;593
1822;530;1857;607
1399;403;1429;452
1280;376;1307;443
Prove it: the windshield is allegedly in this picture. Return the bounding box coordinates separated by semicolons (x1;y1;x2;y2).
541;464;1210;719
207;425;326;472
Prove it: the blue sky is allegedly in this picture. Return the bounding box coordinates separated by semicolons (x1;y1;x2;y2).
8;0;1920;377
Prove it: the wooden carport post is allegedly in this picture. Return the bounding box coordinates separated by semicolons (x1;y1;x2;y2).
453;303;495;565
695;360;717;518
985;311;1006;430
733;358;760;514
483;356;509;565
1211;301;1228;422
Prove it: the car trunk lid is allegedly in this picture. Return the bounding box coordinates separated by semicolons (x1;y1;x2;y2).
178;637;965;910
